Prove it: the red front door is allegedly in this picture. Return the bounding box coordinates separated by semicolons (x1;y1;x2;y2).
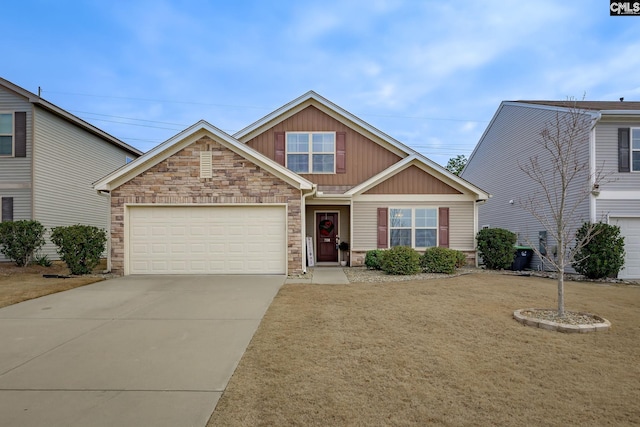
316;212;338;262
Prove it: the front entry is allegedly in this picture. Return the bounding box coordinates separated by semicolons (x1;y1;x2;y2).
316;212;339;262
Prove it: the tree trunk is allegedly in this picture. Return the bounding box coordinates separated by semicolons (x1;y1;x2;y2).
557;271;565;317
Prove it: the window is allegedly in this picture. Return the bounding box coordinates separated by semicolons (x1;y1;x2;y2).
389;208;437;248
632;128;640;172
286;132;335;173
0;113;13;156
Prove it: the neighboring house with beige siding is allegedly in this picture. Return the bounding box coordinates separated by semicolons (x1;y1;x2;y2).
94;91;489;276
462;100;640;279
0;77;142;261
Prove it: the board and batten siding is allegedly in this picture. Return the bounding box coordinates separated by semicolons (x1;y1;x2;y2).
351;199;475;252
245;105;402;190
32;107;133;258
462;103;592;271
0;86;33;261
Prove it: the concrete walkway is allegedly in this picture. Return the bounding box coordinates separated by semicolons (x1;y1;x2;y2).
286;267;350;285
0;275;284;427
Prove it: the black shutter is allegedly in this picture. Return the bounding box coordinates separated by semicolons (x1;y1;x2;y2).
14;112;26;158
619;128;630;173
1;197;13;222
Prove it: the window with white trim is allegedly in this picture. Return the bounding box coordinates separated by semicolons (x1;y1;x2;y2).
389;208;437;248
632;128;640;172
286;132;335;173
0;113;13;156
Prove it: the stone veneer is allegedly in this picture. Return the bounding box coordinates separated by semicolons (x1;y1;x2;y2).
110;136;303;275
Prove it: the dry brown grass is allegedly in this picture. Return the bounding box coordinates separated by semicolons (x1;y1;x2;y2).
0;260;107;308
209;272;640;426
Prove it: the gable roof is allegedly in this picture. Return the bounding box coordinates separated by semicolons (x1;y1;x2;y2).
0;77;142;156
346;155;489;200
234;90;488;199
515;100;640;111
94;120;314;192
234;90;415;158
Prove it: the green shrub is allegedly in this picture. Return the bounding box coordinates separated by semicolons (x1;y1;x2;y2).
454;250;467;268
364;249;385;270
50;225;107;275
0;220;46;267
421;247;458;274
34;253;52;267
380;246;421;275
572;222;625;279
476;228;517;270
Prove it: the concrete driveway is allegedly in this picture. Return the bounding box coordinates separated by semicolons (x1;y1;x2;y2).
0;275;285;427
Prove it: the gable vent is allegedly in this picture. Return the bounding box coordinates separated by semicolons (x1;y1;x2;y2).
200;151;213;178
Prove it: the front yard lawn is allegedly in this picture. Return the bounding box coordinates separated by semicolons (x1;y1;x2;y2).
209;272;640;426
0;261;107;308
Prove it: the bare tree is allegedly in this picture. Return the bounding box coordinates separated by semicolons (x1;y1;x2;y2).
518;99;609;316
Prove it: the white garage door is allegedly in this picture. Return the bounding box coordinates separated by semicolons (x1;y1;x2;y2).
611;217;640;279
127;205;286;275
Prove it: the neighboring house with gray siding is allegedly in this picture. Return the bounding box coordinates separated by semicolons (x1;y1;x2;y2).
0;77;142;261
462;100;640;279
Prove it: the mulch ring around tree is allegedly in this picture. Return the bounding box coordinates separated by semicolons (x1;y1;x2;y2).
513;308;611;333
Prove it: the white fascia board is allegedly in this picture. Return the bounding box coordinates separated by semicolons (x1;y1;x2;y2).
346;155;490;200
233;91;413;158
346;156;415;195
94;120;312;192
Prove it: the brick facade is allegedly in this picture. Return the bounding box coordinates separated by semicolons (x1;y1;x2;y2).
110;136;303;275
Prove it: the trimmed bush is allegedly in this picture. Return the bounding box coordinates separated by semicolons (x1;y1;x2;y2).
573;222;625;279
0;220;46;267
476;228;517;270
421;247;458;274
50;225;107;275
380;246;421;275
454;250;467;268
364;249;385;270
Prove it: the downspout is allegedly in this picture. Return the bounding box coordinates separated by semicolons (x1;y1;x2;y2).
301;184;317;274
98;190;112;272
589;112;602;223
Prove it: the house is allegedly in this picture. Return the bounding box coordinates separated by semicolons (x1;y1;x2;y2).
0;77;142;261
94;91;490;276
462;100;640;279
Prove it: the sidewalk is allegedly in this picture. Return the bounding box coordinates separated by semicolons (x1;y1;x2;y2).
286;267;350;285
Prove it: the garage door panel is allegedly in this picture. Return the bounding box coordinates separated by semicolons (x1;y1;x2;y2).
128;206;286;275
611;217;640;279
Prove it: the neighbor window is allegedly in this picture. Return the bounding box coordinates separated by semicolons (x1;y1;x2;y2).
632;128;640;172
390;208;437;248
286;132;335;173
0;113;13;156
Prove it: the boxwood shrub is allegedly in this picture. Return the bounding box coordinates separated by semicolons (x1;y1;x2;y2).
50;225;107;275
476;228;517;270
0;220;46;267
380;246;421;275
421;247;458;274
364;249;385;270
573;222;625;279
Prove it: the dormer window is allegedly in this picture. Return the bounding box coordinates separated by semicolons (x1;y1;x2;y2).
286;132;335;174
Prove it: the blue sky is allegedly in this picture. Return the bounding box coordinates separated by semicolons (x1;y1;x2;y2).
4;0;639;166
